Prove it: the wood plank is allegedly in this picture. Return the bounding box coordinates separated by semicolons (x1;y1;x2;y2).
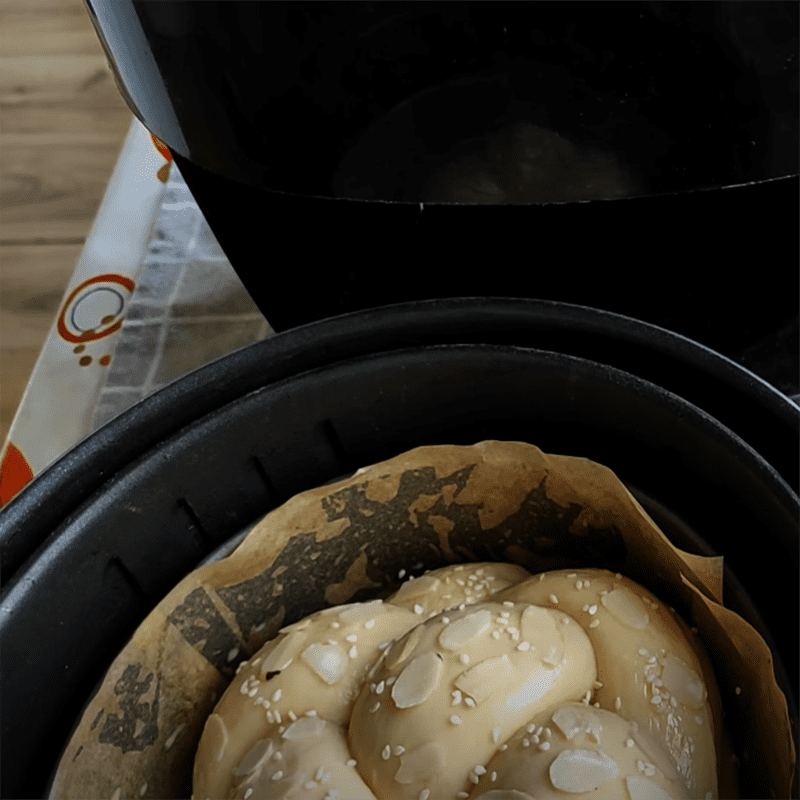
1;56;133;135
0;1;105;58
1;142;131;240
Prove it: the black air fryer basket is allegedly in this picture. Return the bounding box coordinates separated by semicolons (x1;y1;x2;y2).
0;299;797;799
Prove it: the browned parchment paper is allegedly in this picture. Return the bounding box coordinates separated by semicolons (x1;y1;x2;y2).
49;441;796;799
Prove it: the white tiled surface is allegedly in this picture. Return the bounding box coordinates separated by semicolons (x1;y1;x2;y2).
0;118;271;507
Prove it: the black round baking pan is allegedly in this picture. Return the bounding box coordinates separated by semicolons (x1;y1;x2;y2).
1;299;798;798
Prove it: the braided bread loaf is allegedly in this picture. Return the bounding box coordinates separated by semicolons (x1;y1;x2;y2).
193;563;730;800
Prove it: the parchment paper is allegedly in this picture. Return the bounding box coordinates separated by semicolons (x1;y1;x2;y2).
49;441;796;799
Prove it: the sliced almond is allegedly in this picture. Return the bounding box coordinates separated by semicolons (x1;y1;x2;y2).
260;630;307;674
551;706;602;744
233;738;274;776
520;606;564;666
549;749;619;793
600;588;649;629
391;652;444;708
281;716;326;740
338;599;385;624
394;742;445;784
386;625;424;671
453;654;516;704
660;654;705;709
626;775;677;800
439;609;493;650
300;642;349;685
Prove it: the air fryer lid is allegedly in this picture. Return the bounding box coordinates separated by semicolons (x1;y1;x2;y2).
88;2;798;200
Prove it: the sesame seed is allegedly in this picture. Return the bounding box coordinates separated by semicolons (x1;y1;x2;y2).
365;619;375;629
491;771;497;782
386;676;396;685
637;760;645;772
460;654;470;664
272;751;282;760
272;689;282;702
458;603;466;611
470;774;480;785
287;710;297;721
594;681;603;689
648;656;657;664
419;790;431;800
526;723;536;734
638;648;649;656
370;702;380;713
584;580;591;587
538;741;550;751
650;695;661;705
452;690;462;705
492;728;500;743
589;619;600;628
244;789;253;799
331;621;340;629
502;601;514;607
626;739;634;747
306;709;318;716
316;767;325;781
457;794;470;799
382;745;391;760
442;617;450;624
576;580;583;589
499;744;508;751
450;715;462;725
615;573;622;579
346;634;358;643
507;626;518;635
539;574;546;581
347;759;357;767
474;766;486;776
464;697;476;708
615;696;622;710
549;594;559;604
271;771;284;781
349;646;358;658
588;604;598;615
398;569;406;579
567;573;577;578
491;630;501;639
496;618;508;626
376;680;385;695
517;641;531;651
414;604;424;615
305;781;318;790
735;686;741;695
393;745;406;756
500;611;510;619
522;738;530;747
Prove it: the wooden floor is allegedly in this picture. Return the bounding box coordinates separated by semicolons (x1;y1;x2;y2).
0;0;133;446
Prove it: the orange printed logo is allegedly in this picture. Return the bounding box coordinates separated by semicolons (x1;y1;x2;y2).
57;274;136;346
